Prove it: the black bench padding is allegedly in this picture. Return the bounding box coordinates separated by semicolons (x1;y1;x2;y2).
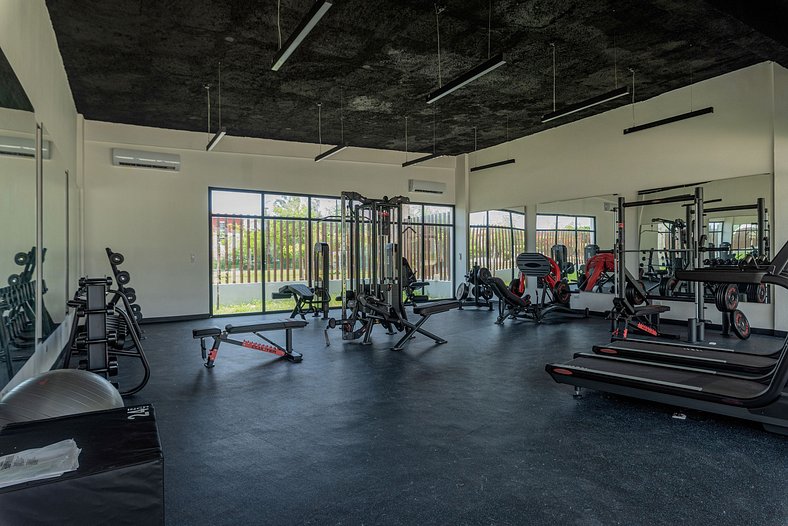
224;320;308;334
516;253;552;277
278;284;315;299
634;305;670;316
413;300;460;316
192;327;222;338
488;277;530;308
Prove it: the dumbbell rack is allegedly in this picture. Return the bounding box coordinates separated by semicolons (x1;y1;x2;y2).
105;247;144;334
64;276;150;395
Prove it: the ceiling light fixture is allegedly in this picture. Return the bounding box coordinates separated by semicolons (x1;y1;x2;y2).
272;0;333;71
426;2;505;104
206;63;228;151
469;116;515;172
541;42;629;123
623;107;714;135
402;109;443;167
427;54;506;104
315;87;349;162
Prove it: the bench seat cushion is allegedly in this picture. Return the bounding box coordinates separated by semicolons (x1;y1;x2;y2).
224;320;308;334
192;327;222;338
413;300;460;316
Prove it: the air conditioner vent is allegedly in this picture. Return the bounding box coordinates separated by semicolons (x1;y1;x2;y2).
111;148;181;171
408;179;446;195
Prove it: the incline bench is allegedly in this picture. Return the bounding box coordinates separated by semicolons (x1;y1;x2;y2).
193;320;308;368
392;299;460;351
277;284;327;321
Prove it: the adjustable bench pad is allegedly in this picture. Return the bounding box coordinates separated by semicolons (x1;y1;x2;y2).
278;284;315;299
633;305;670;316
225;320;308;334
413;300;460;316
193;327;222;338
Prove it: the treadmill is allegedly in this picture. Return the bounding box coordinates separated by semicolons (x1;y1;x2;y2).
546;242;788;435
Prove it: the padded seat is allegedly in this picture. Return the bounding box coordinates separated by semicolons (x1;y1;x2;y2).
224;320;308;334
279;284;314;299
192;327;222;339
488;277;530;308
413;300;460;316
633;305;670;315
516;253;552;277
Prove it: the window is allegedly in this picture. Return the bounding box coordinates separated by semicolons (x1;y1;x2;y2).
707;221;724;248
209;189;454;314
535;214;596;271
731;222;759;257
469;210;526;281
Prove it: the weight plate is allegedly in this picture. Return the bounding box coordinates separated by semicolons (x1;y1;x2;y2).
125;292;137;304
109;252;125;265
456;283;469;301
747;283;767;304
7;274;19;286
477;267;492;283
729;309;751;340
554;282;571;305
723;284;739;311
481;287;494;300
116;271;131;285
130;303;142;313
134;311;143;322
13;252;28;266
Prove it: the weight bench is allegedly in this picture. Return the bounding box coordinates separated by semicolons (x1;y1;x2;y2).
192;320;308;368
278;284;325;321
392;300;460;351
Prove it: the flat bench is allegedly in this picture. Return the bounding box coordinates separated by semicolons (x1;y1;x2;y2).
192;320;307;368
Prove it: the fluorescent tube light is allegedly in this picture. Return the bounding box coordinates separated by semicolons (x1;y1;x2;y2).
402;152;443;168
426;54;506;104
314;144;347;162
206;127;227;151
470;158;515;172
542;86;630;123
271;0;333;71
623;107;714;135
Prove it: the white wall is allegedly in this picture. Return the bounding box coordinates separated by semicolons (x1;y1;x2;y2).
82;122;456;318
536;195;617;250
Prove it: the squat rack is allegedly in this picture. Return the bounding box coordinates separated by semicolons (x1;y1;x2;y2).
616;187;705;341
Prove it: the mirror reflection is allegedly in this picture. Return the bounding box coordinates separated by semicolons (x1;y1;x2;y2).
0;47;37;387
42;124;67;337
535;195;617;293
637;173;771;303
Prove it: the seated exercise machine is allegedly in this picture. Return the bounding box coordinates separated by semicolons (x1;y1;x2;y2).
546;237;788;435
484;253;587;325
325;191;459;351
276;242;332;321
402;257;429;305
192;320;307;367
578;251;615;293
456;264;494;310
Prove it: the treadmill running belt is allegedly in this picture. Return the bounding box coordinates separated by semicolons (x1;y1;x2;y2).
557;355;766;399
593;341;776;373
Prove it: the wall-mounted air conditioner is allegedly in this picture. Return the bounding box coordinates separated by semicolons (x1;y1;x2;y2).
111;148;181;171
0;136;51;159
408;179;446;195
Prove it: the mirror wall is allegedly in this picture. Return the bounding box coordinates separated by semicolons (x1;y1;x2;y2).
536;195;617;293
0;47;37;387
42;124;68;335
637;173;772;303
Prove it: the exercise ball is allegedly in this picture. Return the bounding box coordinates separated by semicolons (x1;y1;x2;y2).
0;369;124;430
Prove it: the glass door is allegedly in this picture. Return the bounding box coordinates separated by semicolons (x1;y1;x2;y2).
210;190;263;315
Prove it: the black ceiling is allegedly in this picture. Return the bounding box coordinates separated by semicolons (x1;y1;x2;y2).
0;47;33;112
46;0;788;155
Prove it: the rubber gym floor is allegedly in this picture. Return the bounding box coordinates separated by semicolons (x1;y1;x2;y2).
130;310;788;526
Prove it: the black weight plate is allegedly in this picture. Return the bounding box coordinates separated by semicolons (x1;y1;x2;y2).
116;271;131;285
477;267;492;283
130;303;142;313
13;252;28;266
754;283;767;303
7;274;19;286
723;284;738;311
456;282;469;301
125;292;137;304
109;252;125;265
134;311;143;322
124;287;136;295
714;285;726;312
481;287;493;300
729;309;751;339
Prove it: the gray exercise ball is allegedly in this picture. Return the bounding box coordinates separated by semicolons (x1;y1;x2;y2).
0;369;124;430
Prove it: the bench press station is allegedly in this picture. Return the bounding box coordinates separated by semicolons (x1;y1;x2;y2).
192;320;308;368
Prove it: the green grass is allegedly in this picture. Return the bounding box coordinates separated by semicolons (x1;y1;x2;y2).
212;296;342;315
